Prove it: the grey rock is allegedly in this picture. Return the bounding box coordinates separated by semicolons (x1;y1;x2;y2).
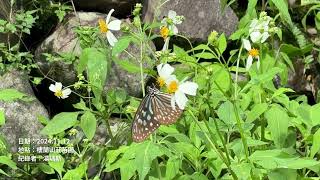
143;0;238;41
73;0;140;17
0;70;49;153
35;12;153;97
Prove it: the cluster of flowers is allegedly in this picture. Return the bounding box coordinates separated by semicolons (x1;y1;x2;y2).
157;63;198;110
243;12;279;70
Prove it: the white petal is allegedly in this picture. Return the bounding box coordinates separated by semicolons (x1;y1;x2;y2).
250;19;258;29
49;84;57;92
175;90;188;110
106;31;118;46
260;32;269;43
256;57;260;69
157;63;164;74
172;25;178;35
242;39;251;51
161;19;167;25
171;95;176;110
159;63;175;78
106;9;115;24
246;56;253;71
61;88;71;99
108;20;121;31
179;82;198;96
56;82;63;90
250;32;261;43
162;37;170;51
168;10;177;19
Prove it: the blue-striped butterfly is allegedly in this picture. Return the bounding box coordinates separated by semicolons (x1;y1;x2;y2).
131;87;182;142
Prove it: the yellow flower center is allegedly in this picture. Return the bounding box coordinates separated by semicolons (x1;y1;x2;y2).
54;90;63;98
98;19;108;33
160;26;169;39
168;80;178;94
248;48;259;58
157;77;165;87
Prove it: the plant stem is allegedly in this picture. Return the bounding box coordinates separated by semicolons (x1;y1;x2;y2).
188;110;238;180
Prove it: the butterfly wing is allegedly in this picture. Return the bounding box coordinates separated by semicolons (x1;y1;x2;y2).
153;92;183;125
131;94;160;142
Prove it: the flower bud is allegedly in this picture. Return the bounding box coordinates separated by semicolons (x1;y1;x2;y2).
208;30;219;45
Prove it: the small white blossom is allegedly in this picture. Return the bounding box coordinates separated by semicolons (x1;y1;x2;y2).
99;9;121;46
243;39;260;71
49;82;71;99
167;77;198;110
157;63;176;87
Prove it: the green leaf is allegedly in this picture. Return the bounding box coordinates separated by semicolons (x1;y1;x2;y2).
217;33;227;53
112;36;132;56
80;111;97;140
0;169;9;177
115;60;141;73
280;52;294;71
48;153;64;177
73;99;90;111
271;88;294;99
134;141;164;180
231;163;251;180
62;161;88;180
238;0;258;28
268;169;297;180
0;89;30;102
264;106;289;148
269;0;293;26
194;52;216;59
87;48;108;99
166;156;181;179
217;101;236;126
310;128;320;158
310;103;320;126
39;163;55;174
40;112;79;135
0;156;17;169
0;109;5;126
246;103;268;122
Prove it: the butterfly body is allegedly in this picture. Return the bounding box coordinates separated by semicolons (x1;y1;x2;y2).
131;87;182;142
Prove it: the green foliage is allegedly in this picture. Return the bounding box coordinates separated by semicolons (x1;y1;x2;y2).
1;0;320;179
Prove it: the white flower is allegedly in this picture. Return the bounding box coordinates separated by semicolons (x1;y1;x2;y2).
243;39;260;71
161;10;183;35
99;9;121;46
49;82;71;99
157;63;176;87
167;78;198;110
249;19;270;43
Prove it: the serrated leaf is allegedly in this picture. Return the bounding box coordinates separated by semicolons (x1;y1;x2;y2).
0;156;17;169
112;36;132;56
0;89;30;102
87;48;108;99
40;112;79;135
115;60;141;73
265;106;289;148
194;52;216;59
134;141;164;180
246;103;268;122
217;33;227;53
166;156;181;179
310;128;320;158
48;153;64;177
80;111;97;140
39;163;55;174
269;0;293;26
